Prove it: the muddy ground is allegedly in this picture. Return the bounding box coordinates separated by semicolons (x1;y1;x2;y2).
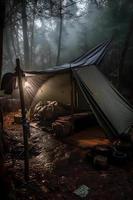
3;112;133;200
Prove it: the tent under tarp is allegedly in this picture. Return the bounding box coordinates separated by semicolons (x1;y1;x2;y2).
20;39;112;109
2;39;133;138
25;39;133;138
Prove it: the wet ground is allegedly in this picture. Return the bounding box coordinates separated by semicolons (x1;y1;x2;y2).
3;112;133;200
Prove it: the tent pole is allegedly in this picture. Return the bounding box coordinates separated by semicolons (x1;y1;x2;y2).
15;58;29;182
70;68;74;130
74;80;78;111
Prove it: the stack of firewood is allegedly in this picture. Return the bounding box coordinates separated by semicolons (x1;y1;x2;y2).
52;113;91;138
52;116;73;137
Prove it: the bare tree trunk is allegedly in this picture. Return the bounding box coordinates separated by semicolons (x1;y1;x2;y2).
0;0;6;80
56;0;63;66
48;45;52;66
21;0;30;69
119;15;133;88
90;0;99;8
15;23;23;64
5;30;14;68
30;0;37;67
10;27;17;60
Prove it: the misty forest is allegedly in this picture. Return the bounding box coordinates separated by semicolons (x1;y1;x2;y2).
1;0;133;200
1;0;133;82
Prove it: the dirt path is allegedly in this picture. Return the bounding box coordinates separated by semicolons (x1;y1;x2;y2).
4;113;133;200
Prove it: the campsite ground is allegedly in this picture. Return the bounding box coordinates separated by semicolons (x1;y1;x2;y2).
3;112;133;200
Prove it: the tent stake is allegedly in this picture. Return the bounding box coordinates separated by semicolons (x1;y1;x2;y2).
15;58;29;182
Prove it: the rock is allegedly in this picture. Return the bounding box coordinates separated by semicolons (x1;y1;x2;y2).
110;151;127;165
73;185;90;198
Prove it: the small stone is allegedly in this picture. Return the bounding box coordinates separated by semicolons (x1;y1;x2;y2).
73;185;90;198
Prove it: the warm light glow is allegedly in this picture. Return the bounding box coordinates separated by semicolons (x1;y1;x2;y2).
21;76;45;99
24;81;31;89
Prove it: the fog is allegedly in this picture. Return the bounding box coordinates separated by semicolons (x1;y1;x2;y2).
3;0;132;75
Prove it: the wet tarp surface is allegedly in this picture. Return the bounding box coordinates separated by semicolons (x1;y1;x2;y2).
74;66;133;137
25;40;111;75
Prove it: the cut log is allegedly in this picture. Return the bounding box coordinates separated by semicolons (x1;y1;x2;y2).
62;122;72;136
93;155;108;170
52;120;72;138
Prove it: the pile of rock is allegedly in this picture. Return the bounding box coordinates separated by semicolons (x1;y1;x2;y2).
87;143;130;170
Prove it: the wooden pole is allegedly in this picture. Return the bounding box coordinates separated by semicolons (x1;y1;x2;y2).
15;58;29;182
70;69;74;115
70;68;75;133
74;80;78;111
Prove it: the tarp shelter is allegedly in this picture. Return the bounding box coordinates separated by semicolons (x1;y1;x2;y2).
24;40;112;109
2;40;133;138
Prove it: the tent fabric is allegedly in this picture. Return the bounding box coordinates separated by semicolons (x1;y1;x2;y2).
25;39;111;75
73;71;117;138
30;72;71;108
73;66;133;137
24;39;133;138
71;40;111;66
